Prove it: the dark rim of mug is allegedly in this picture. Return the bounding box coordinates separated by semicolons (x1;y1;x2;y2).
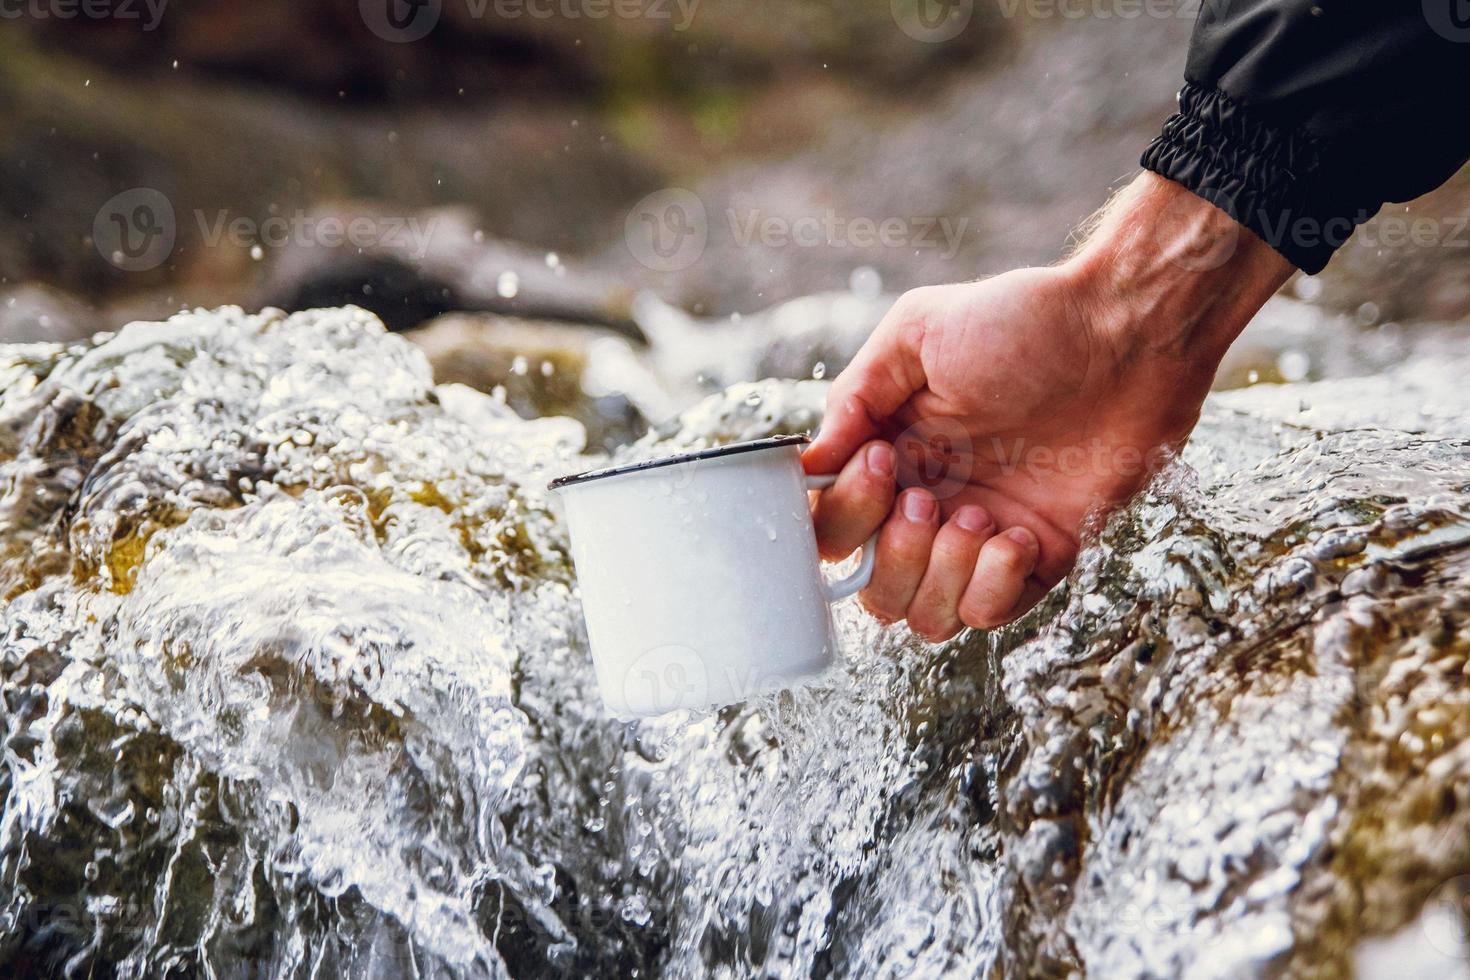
547;434;811;491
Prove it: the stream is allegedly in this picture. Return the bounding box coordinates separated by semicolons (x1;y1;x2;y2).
0;304;1466;978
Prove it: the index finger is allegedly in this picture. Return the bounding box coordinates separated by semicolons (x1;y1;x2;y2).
803;291;929;476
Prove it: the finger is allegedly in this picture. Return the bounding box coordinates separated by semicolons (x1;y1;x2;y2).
859;488;940;623
812;440;897;560
906;504;996;642
804;290;929;476
958;526;1042;630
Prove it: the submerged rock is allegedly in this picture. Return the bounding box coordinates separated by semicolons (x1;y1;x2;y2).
0;305;1467;978
406;313;658;454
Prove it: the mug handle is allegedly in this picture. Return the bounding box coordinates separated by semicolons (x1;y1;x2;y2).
805;474;878;603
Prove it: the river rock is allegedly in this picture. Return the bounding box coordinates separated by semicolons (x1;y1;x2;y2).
407;311;662;451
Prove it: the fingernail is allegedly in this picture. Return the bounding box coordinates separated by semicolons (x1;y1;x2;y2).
1007;527;1036;548
955;505;992;533
902;491;936;523
866;443;895;478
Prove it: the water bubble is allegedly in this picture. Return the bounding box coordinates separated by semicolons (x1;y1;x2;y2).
812;362;827;380
1277;349;1311;382
1292;275;1323;302
497;271;520;299
849;265;882;299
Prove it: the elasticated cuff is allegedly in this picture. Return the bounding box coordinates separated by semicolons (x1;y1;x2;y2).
1141;82;1353;274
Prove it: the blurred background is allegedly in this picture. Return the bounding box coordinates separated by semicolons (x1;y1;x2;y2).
2;0;1468;444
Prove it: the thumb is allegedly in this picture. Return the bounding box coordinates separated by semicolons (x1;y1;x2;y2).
804;298;927;475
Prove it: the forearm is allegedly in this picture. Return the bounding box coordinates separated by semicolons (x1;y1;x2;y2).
1143;1;1470;274
1063;172;1293;385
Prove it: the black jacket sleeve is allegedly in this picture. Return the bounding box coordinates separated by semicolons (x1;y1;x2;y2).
1141;0;1470;273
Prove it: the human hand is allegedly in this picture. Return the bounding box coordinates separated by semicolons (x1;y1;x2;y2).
805;173;1293;639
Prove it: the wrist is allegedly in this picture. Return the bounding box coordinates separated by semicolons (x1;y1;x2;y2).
1063;172;1294;377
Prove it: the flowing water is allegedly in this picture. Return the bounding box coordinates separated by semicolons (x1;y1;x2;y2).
0;305;1466;978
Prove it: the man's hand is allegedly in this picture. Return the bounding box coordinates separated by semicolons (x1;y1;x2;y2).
805;173;1293;639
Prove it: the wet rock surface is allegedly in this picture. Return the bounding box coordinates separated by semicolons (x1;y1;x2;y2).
0;306;1467;978
407;312;654;452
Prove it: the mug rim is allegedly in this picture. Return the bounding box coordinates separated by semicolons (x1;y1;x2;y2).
547;433;810;491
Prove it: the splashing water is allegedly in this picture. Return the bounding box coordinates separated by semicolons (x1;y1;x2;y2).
0;306;1467;978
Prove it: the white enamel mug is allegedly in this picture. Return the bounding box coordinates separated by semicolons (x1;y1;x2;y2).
549;435;876;717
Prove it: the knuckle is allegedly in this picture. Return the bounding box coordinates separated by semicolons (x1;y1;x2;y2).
886;531;932;564
894;285;933;316
932;536;976;568
988;540;1030;575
